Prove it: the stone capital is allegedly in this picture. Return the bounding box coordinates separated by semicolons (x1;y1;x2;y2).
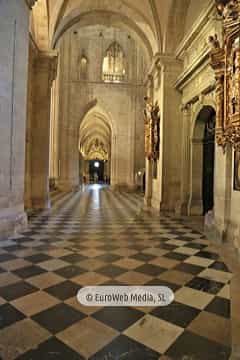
155;54;182;70
34;51;58;86
25;0;38;9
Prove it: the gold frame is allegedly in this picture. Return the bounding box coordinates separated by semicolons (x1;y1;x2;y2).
210;0;240;150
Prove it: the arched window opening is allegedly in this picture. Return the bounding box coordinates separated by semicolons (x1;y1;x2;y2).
79;51;88;80
102;42;126;83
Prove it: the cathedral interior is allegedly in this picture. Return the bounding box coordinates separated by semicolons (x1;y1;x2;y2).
0;0;240;359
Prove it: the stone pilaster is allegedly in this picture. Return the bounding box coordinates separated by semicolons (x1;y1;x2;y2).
31;51;58;209
158;55;183;212
176;104;192;214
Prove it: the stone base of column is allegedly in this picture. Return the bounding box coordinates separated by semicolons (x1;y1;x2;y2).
0;207;27;241
144;196;152;207
31;196;51;210
188;200;203;216
57;180;79;193
151;197;161;212
110;183;137;192
175;200;189;216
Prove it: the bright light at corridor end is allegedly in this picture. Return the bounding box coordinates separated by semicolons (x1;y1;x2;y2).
94;161;100;168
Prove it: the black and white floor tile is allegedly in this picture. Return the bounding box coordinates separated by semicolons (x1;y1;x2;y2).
0;185;232;359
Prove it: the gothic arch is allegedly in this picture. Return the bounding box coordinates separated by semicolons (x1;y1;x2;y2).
78;99;116;136
78;100;116;184
163;0;190;52
31;0;50;50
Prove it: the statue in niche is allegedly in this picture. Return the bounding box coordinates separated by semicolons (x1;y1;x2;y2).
144;96;153;160
144;97;160;160
234;150;240;190
78;50;88;80
209;34;221;49
151;101;160;160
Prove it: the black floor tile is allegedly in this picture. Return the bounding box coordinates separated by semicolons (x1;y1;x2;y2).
135;264;166;276
32;303;86;334
166;330;231;360
205;297;231;318
45;280;80;300
164;252;189;261
25;254;53;264
0;254;17;263
174;262;204;275
151;301;200;328
0;281;38;301
97;244;119;251
156;243;177;251
184;243;207;250
55;265;86;279
89;335;160;360
209;261;230;272
13;265;46;279
60;254;88;264
146;278;181;292
196;251;219;260
93;306;144;331
3;245;26;252
0;303;26;329
98;265;127;278
95;253;122;263
131;253;157;262
186;277;224;295
16;337;84;359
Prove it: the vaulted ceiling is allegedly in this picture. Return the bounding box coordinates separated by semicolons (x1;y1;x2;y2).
31;0;212;56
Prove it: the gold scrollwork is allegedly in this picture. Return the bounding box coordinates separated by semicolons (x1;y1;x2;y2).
210;0;240;150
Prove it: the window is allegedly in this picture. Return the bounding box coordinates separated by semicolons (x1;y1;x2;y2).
102;42;126;83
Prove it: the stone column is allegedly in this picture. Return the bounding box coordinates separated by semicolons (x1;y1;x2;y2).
176;104;192;215
208;144;232;242
110;134;117;187
31;52;58;209
0;0;31;239
144;159;153;207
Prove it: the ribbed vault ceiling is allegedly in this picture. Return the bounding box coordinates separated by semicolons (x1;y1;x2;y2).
31;0;207;55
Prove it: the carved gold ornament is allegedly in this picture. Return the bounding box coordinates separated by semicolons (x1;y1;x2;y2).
210;0;240;150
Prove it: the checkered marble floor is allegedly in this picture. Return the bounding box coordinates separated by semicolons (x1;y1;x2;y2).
0;185;232;359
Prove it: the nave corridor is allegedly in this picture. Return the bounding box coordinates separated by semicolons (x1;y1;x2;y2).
0;186;232;359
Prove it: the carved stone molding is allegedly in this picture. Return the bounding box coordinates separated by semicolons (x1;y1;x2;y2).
181;103;192;115
210;0;240;150
34;52;58;87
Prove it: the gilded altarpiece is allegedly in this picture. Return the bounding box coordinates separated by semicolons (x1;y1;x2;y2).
210;0;240;189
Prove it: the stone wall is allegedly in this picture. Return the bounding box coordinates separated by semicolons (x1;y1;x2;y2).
171;1;240;254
